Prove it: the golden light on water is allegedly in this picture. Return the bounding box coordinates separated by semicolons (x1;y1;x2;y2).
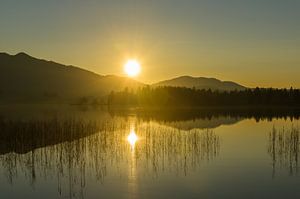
124;60;141;77
127;129;138;148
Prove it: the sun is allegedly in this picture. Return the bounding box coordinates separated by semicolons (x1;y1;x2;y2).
124;59;141;77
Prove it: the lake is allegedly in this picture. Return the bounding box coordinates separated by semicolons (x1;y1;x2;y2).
0;105;299;199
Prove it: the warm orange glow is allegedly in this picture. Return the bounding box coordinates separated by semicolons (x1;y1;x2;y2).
124;60;141;77
127;129;138;148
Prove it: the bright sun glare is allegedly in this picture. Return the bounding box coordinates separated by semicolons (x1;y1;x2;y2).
127;129;138;148
124;60;141;77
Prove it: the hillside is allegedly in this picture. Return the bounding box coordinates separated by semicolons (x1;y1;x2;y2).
0;52;143;103
153;76;246;91
0;53;248;104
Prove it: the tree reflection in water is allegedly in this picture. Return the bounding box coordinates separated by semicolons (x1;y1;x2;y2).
0;117;220;198
268;125;300;177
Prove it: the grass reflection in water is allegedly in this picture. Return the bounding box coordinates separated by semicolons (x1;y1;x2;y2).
0;118;220;198
268;125;300;176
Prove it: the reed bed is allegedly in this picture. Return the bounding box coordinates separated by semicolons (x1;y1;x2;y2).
0;117;220;198
268;125;300;176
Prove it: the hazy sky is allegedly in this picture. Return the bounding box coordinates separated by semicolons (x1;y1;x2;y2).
1;0;299;87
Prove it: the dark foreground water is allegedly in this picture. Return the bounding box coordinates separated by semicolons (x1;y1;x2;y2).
0;105;299;199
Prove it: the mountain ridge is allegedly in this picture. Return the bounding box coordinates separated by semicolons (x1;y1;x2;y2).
0;52;143;103
0;52;247;103
153;75;246;91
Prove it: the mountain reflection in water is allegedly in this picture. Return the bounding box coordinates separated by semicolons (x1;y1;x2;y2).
1;105;300;199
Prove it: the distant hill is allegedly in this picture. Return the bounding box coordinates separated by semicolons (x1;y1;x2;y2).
0;52;247;104
153;76;246;91
0;52;143;103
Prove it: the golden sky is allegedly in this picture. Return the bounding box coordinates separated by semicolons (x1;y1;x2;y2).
1;0;300;88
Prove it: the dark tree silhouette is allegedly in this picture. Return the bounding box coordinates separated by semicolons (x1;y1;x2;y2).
107;86;300;107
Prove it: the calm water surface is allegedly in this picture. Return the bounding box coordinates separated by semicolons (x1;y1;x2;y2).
0;105;299;199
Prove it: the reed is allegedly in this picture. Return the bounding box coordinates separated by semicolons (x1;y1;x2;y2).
0;117;220;198
268;125;300;176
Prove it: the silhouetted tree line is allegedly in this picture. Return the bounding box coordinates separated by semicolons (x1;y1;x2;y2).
107;86;300;107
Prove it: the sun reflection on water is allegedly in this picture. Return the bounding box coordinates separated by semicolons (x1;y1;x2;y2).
127;129;138;149
126;128;138;196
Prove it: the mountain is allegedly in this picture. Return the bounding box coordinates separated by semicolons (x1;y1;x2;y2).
0;52;143;103
0;52;247;104
153;76;246;91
